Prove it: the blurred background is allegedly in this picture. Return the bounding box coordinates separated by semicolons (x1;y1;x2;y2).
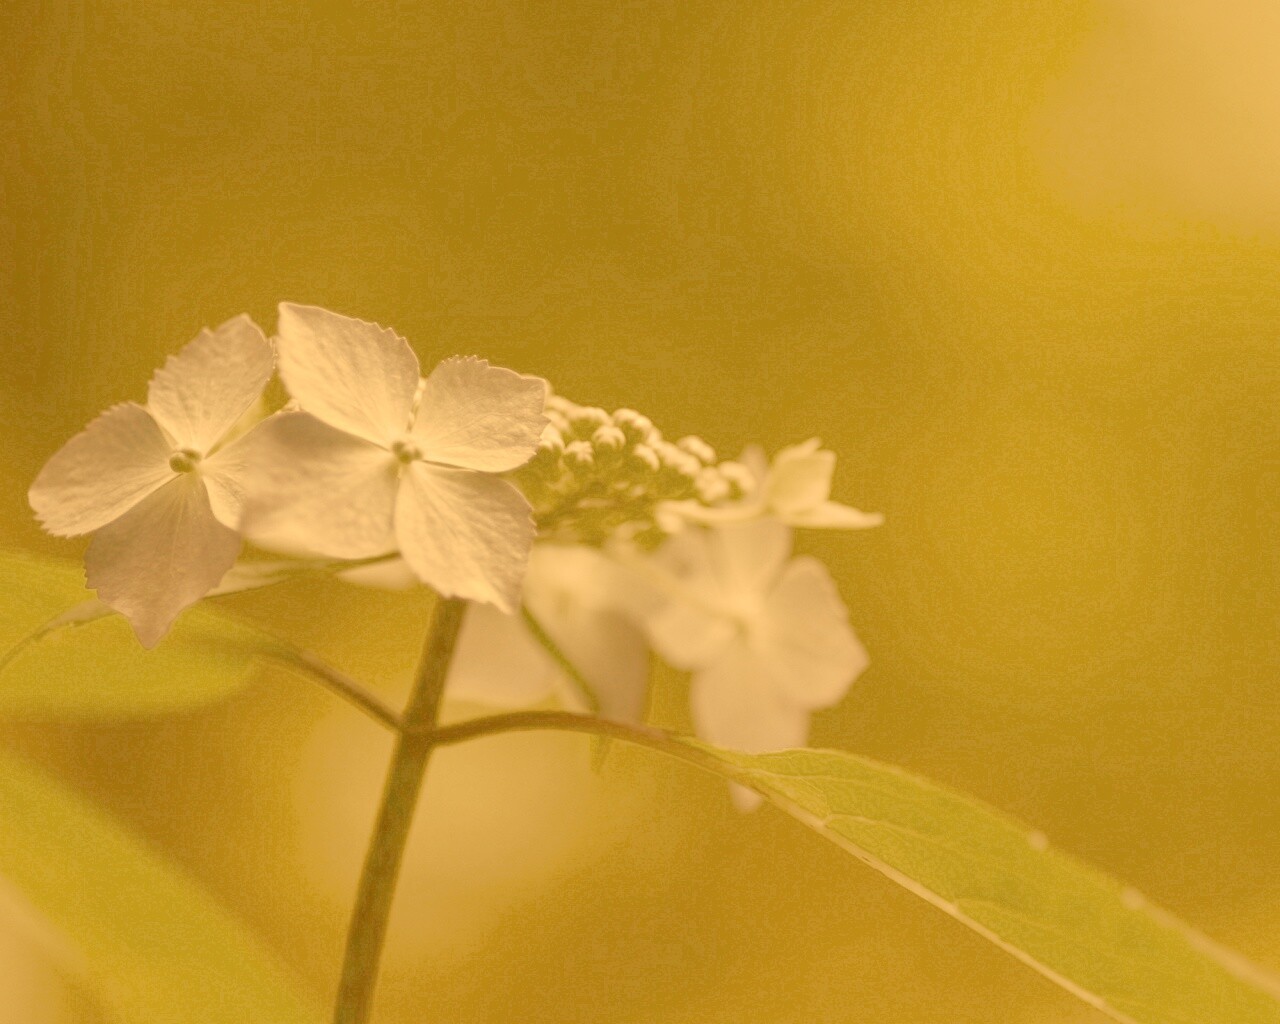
1;1;1278;1020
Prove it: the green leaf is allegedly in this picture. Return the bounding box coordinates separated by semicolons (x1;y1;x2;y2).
0;551;276;718
0;749;319;1023
431;710;1280;1022
692;742;1280;1024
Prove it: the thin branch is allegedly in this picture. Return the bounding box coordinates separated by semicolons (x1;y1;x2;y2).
425;710;729;779
264;646;403;732
519;605;600;712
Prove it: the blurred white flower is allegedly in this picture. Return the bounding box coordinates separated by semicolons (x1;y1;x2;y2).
666;438;883;531
240;303;546;612
28;316;274;646
389;544;649;721
334;538;650;716
644;519;868;808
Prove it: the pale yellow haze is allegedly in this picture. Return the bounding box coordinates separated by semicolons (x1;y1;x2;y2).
1;3;1277;1023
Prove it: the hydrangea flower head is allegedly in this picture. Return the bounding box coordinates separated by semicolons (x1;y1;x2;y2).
240;304;547;612
28;316;274;646
515;393;747;547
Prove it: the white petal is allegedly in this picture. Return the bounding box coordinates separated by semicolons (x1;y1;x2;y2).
29;403;173;537
146;314;274;453
394;463;535;612
643;528;746;668
528;543;644;615
765;439;834;515
276;303;420;445
526;546;651;720
594;542;670;625
739;444;769;483
221;392;270;446
202;467;247;534
553;608;650;720
647;600;736;671
411;356;547;471
650;523;719;584
199;427;265;530
447;604;558;707
208;559;315;596
691;643;811;753
236;412;399;558
756;556;868;709
709;519;791;598
84;475;241;647
788;501;885;530
690;620;814;814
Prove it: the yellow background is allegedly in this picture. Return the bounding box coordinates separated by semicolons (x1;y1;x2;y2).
2;1;1278;1021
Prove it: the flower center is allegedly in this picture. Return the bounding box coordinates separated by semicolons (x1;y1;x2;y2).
168;448;202;473
390;438;422;465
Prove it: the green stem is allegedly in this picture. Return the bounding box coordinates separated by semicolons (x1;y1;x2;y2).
332;597;468;1024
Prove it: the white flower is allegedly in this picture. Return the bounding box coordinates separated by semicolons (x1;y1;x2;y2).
335;542;651;717
28;316;274;647
667;438;883;530
644;519;868;808
239;303;546;612
388;544;647;720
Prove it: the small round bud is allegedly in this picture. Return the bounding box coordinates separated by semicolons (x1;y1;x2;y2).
612;408;654;443
656;442;701;480
168;448;202;473
630;443;661;474
544;409;571;435
545;394;576;416
717;460;756;498
676;435;716;465
569;406;611;438
654;506;686;535
538;423;566;454
695;467;731;504
591;424;626;453
563;439;595;473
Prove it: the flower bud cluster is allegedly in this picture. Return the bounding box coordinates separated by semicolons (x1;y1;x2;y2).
514;394;751;546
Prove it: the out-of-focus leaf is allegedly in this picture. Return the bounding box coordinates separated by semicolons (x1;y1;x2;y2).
0;750;319;1023
0;875;106;1023
0;551;279;718
685;741;1280;1024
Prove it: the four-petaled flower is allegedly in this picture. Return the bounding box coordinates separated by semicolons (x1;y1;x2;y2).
645;519;868;806
240;303;547;612
28;316;274;646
